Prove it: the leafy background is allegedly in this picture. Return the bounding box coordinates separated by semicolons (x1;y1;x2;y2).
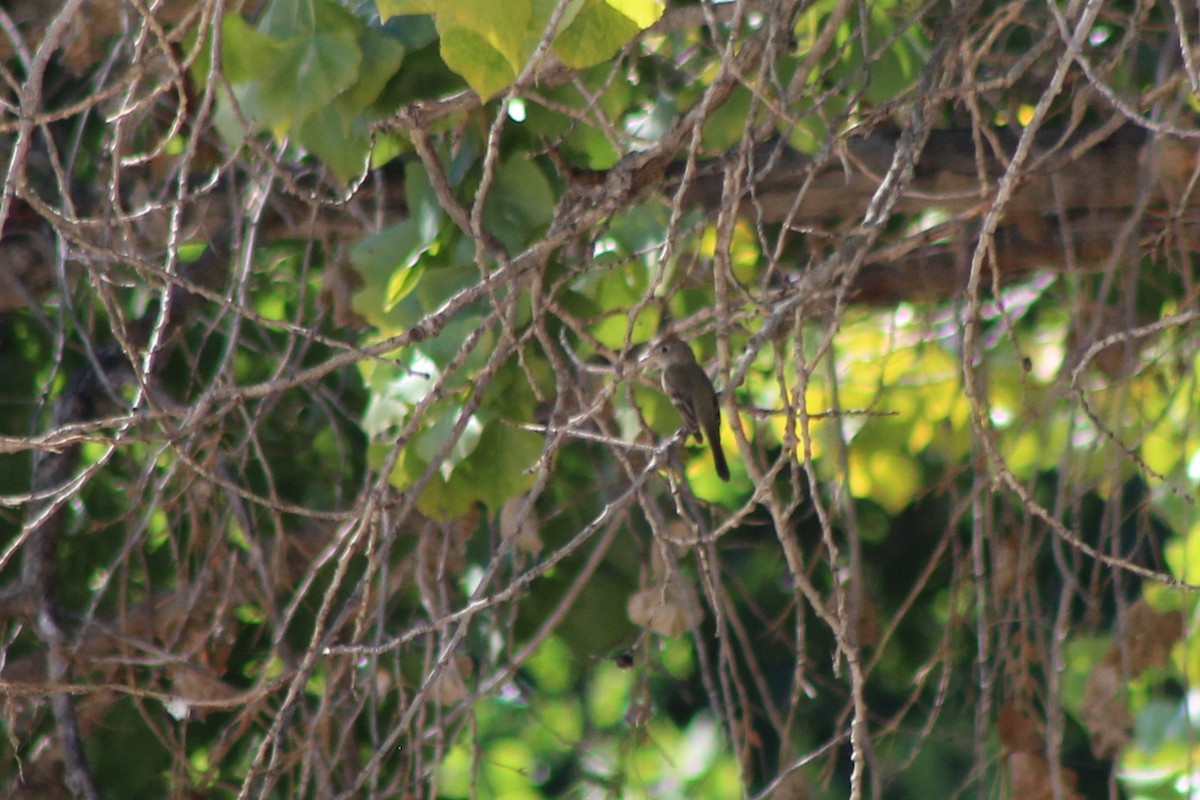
0;0;1198;798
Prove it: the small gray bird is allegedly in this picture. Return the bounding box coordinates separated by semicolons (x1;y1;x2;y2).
645;337;730;481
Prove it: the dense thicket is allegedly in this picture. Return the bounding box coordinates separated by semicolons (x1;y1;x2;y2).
1;1;1198;798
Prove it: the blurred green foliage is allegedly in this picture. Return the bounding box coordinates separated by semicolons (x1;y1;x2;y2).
4;0;1199;797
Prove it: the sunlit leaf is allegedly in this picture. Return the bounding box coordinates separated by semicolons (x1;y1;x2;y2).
552;0;663;69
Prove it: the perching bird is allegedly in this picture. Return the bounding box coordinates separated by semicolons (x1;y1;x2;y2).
645;337;730;481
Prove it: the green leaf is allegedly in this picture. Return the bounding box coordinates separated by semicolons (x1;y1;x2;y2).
445;0;532;73
377;0;436;16
336;28;406;117
350;219;432;326
350;160;444;322
414;464;477;521
298;107;371;183
586;269;660;349
259;0;363;41
456;422;544;513
414;407;482;471
552;0;663;69
518;0;586;59
864;27;922;105
360;351;439;438
482;158;555;252
221;14;283;83
263;36;360;134
212;83;259;148
258;0;316;39
422;313;493;370
637;383;680;436
379;0;660;98
605;0;663;27
531;0;587;35
437;25;520;99
385;263;426;312
220;0;363;137
384;0;534;98
388;413;533;522
406;161;443;243
701;85;753;150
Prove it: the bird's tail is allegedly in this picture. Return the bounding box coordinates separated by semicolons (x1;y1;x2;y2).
707;422;730;481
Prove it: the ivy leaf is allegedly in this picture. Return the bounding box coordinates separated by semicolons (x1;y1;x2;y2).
406;160;443;243
376;0;436;14
379;0;661;98
379;0;532;99
336;28;406;120
221;14;283;83
308;31;405;182
482;158;555;253
220;0;411;154
455;422;544;514
221;0;362;137
260;35;360;134
298;107;371;183
350;162;444;324
438;25;518;100
553;0;663;69
605;0;663;27
350;220;432;327
441;0;532;75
